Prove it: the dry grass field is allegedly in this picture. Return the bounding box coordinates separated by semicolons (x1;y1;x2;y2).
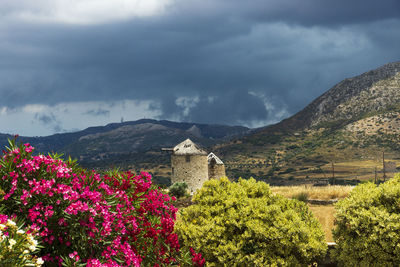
308;204;336;242
270;185;352;242
317;159;400;181
271;185;353;200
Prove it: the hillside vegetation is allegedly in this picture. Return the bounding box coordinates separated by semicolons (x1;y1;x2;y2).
215;62;400;185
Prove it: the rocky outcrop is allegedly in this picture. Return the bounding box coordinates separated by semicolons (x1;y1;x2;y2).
261;62;400;133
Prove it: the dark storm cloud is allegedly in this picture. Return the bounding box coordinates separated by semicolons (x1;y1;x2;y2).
170;0;400;27
255;0;400;26
34;112;64;132
184;91;269;125
1;0;400;129
83;108;110;117
35;113;56;125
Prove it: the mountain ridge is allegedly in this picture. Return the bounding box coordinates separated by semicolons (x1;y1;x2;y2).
254;61;400;134
0;119;250;169
216;61;400;184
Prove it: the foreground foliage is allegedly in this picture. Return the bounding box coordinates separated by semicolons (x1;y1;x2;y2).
0;215;43;266
175;177;327;266
333;175;400;266
169;182;188;199
0;139;203;266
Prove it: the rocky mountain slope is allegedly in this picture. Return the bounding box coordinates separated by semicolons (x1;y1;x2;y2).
217;61;400;184
259;61;400;133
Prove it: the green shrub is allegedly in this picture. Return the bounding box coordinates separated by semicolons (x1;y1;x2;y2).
175;177;327;266
0;215;43;266
333;175;400;266
293;192;309;202
169;182;188;199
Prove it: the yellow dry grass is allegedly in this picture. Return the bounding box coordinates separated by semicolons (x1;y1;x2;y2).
271;185;345;242
315;159;400;181
308;204;336;242
271;185;353;200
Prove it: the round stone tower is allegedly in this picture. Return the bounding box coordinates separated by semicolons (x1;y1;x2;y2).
171;139;208;193
208;152;226;180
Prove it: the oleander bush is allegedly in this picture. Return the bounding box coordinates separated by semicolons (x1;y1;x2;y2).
0;139;204;266
175;177;327;266
333;175;400;266
0;214;43;266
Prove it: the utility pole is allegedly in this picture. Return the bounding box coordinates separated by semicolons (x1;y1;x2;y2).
331;162;335;185
383;151;386;182
374;167;377;184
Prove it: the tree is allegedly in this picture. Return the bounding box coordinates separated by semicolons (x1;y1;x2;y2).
175;177;327;266
333;175;400;266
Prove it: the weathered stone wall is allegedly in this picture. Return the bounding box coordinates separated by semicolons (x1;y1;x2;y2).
171;154;208;192
208;164;226;180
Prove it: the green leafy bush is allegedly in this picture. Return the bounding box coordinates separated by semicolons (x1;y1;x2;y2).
333;175;400;266
293;192;309;202
169;182;188;199
175;177;327;266
0;215;43;266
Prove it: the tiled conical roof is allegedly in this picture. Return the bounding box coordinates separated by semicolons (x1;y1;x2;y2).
173;139;207;155
208;152;224;165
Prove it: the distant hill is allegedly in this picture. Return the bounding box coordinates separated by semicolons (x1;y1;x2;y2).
0;119;249;171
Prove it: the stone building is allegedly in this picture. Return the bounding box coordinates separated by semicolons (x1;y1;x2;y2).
170;139;209;192
165;139;226;192
208;152;226;180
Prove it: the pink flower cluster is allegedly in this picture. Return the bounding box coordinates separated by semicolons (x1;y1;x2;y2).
0;140;196;266
190;247;206;267
0;213;8;224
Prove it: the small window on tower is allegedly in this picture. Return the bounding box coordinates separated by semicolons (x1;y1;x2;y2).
186;155;190;162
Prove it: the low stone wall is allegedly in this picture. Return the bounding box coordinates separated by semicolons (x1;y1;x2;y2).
306;199;338;205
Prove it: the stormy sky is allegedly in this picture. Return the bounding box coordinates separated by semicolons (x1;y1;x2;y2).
1;0;400;136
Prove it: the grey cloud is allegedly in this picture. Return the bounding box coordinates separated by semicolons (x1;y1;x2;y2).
83;108;110;117
0;1;400;132
35;113;56;125
53;124;63;133
177;91;269;126
34;112;64;133
172;0;400;27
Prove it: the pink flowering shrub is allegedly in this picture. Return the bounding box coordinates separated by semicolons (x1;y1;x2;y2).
0;139;203;266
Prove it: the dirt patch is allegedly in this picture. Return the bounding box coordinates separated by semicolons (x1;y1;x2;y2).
309;204;336;242
173;196;193;209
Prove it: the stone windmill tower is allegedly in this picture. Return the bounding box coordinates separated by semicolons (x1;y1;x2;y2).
170;139;208;192
208;152;226;180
